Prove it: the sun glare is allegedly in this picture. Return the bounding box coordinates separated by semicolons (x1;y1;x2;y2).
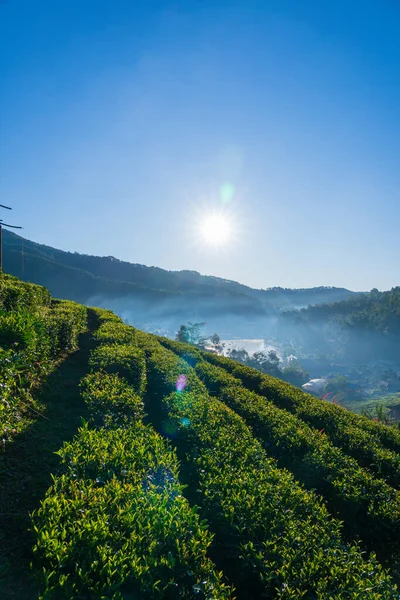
198;212;232;247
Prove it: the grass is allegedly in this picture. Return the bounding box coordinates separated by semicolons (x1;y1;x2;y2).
0;310;98;599
344;393;400;418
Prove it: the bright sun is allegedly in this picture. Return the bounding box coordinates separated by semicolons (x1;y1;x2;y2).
198;212;232;247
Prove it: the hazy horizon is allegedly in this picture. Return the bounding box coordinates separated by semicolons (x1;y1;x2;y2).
1;1;399;291
5;228;379;293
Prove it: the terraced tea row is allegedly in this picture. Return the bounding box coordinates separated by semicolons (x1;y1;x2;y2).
31;310;232;599
196;360;400;571
159;337;400;488
202;350;400;468
2;275;399;598
157;338;400;576
137;331;397;598
0;274;87;442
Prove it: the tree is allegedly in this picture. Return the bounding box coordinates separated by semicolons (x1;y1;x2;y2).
280;366;309;387
175;322;206;346
208;333;224;354
227;348;251;364
249;350;281;376
176;324;190;343
325;375;363;402
210;333;220;346
325;375;352;395
361;402;393;426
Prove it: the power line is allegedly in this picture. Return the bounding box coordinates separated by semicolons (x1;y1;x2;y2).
0;207;23;271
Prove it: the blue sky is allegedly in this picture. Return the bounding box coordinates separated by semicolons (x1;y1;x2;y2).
1;0;399;291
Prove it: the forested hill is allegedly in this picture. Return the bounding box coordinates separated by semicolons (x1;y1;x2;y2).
281;287;400;361
3;230;357;319
285;288;400;330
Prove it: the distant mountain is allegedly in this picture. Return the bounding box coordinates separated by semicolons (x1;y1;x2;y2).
173;269;358;308
2;231;359;333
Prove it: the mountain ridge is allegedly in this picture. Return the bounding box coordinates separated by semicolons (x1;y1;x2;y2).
3;230;360;333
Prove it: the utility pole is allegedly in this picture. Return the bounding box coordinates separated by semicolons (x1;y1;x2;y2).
0;205;22;272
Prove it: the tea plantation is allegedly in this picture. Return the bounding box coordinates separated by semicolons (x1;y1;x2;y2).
0;274;399;599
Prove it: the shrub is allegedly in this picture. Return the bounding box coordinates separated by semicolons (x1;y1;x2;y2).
80;372;144;429
137;335;398;598
32;425;233;600
89;344;146;396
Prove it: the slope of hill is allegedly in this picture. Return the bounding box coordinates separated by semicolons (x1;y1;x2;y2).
284;287;400;332
3;231;357;334
280;287;400;362
1;274;399;598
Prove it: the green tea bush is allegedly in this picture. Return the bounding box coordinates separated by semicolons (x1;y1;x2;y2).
91;307;122;324
80;372;144;429
0;279;88;441
32;424;233;600
32;345;232;600
136;331;205;397
0;309;41;351
156;336;203;367
137;334;398;598
94;319;136;345
194;361;400;567
89;343;146;395
201;351;400;486
0;274;51;312
42;300;88;357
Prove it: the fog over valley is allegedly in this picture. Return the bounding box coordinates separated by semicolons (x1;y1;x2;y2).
4;230;399;421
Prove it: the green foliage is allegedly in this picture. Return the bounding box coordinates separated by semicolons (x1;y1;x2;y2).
195;362;400;565
80;372;144;429
32;335;232;599
226;347;251;363
227;345;308;384
3;285;396;597
280;365;309;386
0;309;40;350
250;349;280;374
0;278;87;442
326;374;353;394
137;334;398;597
89;343;146;396
226;347;282;376
324;374;363;402
42;300;88;357
361;402;394;425
175;322;207;346
202;351;400;488
90;307;122;324
0;273;51;312
156;335;203;367
282;286;400;362
32;425;232;599
296;286;400;337
94;319;136;345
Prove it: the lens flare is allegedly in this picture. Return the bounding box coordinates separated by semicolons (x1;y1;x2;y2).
176;374;187;392
220;182;235;204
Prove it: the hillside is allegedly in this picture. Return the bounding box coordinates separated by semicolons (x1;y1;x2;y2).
280;287;400;363
1;273;399;599
3;231;357;334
